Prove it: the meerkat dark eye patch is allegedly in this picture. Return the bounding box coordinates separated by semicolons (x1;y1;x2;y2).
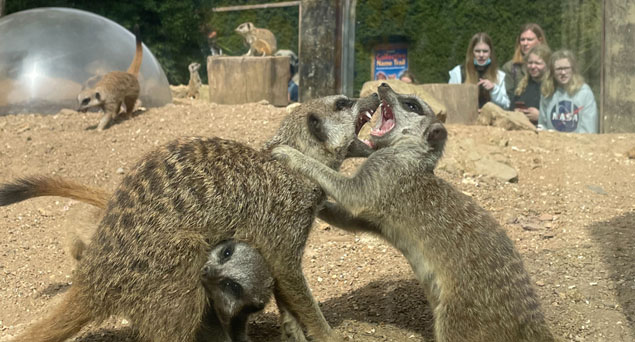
335;98;355;111
221;278;244;298
218;242;234;263
400;99;424;115
81;98;90;106
307;113;327;142
95;92;101;101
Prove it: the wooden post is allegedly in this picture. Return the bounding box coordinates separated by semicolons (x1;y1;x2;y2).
299;0;339;101
602;0;635;133
207;56;290;106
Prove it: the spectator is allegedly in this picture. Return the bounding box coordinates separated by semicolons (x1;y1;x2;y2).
503;23;548;101
399;69;417;84
512;44;552;125
449;32;510;109
538;49;598;133
376;72;388;80
275;49;299;102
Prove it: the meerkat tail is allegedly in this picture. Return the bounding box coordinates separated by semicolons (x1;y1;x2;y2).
0;176;109;208
13;285;93;342
126;24;143;76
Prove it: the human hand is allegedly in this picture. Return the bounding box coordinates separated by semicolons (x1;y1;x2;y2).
478;78;494;91
524;107;539;122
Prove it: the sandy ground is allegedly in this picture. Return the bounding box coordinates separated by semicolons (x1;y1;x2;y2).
0;96;633;342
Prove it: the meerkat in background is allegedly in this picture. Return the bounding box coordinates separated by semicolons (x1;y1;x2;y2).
187;62;202;99
7;94;379;342
77;25;143;131
273;83;557;342
200;240;274;342
235;22;277;56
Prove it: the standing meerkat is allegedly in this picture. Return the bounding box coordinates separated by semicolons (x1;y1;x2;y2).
77;25;143;131
235;22;277;56
7;94;379;342
272;83;557;342
187;62;202;99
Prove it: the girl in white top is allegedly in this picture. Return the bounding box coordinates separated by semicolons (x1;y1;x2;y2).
448;32;510;110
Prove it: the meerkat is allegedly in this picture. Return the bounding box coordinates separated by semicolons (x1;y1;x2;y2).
235;22;277;56
272;83;557;342
0;177;275;342
77;25;143;131
200;240;274;342
187;62;202;99
7;93;379;342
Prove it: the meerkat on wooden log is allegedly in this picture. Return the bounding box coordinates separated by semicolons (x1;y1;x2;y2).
5;93;379;342
273;83;558;342
235;22;277;56
77;24;143;131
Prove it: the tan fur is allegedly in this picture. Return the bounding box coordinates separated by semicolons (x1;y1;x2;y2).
187;62;202;99
273;84;557;342
235;22;277;56
8;94;379;342
77;25;143;131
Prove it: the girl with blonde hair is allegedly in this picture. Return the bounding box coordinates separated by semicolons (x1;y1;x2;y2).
503;23;549;100
511;44;552;125
448;32;509;109
538;49;598;133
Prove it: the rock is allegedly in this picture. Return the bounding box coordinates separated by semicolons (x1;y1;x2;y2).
627;146;635;159
586;185;607;195
478;102;536;131
474;158;518;183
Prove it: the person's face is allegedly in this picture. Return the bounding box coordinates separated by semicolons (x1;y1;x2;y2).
553;58;573;86
400;76;412;84
520;30;539;55
473;42;491;66
526;53;547;80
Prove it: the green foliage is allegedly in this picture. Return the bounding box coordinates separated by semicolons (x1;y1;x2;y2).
6;0;601;95
353;0;600;97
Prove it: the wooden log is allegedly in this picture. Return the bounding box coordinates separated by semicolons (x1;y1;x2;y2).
207;56;290;106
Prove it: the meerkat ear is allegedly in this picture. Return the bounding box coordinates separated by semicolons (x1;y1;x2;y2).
307;113;327;142
95;92;101;101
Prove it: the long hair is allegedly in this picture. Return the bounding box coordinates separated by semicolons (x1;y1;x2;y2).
511;23;549;64
464;32;498;84
515;44;552;96
541;49;585;98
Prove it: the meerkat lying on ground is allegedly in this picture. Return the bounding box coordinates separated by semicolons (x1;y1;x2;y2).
187;62;202;99
0;178;274;342
5;94;379;342
77;25;143;131
200;240;274;342
235;22;277;56
272;83;558;342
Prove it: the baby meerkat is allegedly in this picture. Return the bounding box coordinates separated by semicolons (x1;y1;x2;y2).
273;83;557;342
235;22;277;56
77;25;143;131
187;62;202;99
200;240;274;342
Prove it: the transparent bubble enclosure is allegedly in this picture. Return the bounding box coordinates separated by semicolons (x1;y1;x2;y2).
0;7;172;115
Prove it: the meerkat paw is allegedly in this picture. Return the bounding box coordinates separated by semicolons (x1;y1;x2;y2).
271;145;304;168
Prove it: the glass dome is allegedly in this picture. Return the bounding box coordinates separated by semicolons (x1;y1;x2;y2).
0;7;172;115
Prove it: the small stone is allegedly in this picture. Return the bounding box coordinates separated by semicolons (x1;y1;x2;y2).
116;168;125;174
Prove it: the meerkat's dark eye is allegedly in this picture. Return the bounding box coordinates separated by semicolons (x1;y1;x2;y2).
335;98;354;111
221;278;243;298
401;99;424;115
81;98;90;106
219;244;234;263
